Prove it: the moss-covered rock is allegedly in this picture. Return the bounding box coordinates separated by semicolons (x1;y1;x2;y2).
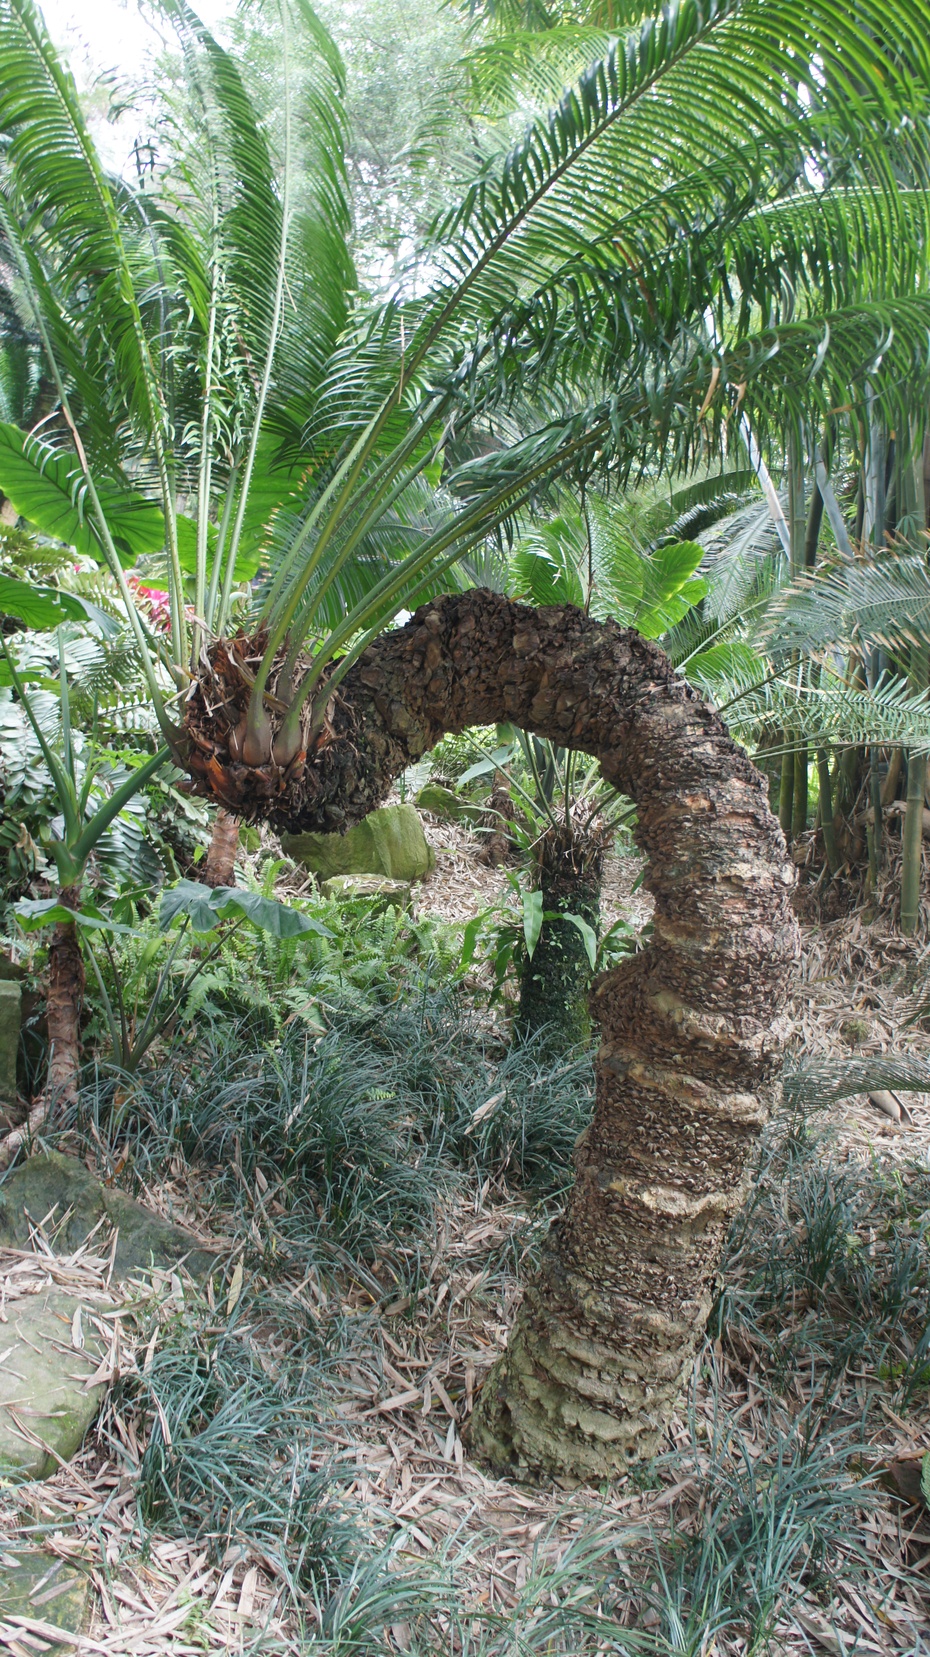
0;1287;107;1481
0;1152;218;1279
0;1154;220;1483
320;874;411;908
282;803;435;882
0;1550;90;1649
415;782;481;824
0;979;21;1110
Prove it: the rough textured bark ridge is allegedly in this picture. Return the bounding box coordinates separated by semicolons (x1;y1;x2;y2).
185;591;799;1480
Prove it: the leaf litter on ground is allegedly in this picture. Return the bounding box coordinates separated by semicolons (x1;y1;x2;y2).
1;838;929;1653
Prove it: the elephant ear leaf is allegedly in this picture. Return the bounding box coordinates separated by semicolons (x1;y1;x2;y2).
158;879;333;938
209;888;334;937
0;575;92;630
14;898;138;934
0;422;165;565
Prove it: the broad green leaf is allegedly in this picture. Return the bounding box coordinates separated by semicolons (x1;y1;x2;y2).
600;916;634;948
212;887;334;937
0;423;165;565
0;434;248;587
685;641;764;682
158;881;220;933
0;661;60;690
522;889;544;958
458;744;517;788
652;540;705;600
0;575;91;630
158;878;333;938
561;911;598;970
14;897;138;934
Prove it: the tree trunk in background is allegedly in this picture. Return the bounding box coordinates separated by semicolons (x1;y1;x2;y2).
200;808;240;887
792;741;808;841
778;741;794;841
185;590;798;1480
516;821;603;1050
478;772;516;868
45;884;84;1106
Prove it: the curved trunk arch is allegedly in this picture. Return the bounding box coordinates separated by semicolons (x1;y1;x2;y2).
186;589;799;1481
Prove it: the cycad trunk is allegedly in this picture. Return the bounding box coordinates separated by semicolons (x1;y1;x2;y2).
45;884;84;1107
201;808;240;888
185;591;797;1480
516;821;603;1050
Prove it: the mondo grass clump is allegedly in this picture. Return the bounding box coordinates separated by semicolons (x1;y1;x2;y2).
100;1287;361;1599
62;988;596;1274
715;1109;930;1407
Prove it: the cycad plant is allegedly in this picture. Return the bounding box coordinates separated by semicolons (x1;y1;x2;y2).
3;0;930;1480
475;491;706;1047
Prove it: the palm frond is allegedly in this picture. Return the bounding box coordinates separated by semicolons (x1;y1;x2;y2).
765;554;930;659
714;665;930;756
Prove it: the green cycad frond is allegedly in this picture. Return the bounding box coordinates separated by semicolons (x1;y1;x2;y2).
0;0;170;452
419;0;930;371
710;664;930;756
765;553;930;659
701;498;781;625
463;25;617;114
445;299;930;513
506;491;706;636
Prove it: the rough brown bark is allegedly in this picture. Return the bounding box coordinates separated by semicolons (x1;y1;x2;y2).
45;883;85;1107
200;808;240;888
184;590;798;1479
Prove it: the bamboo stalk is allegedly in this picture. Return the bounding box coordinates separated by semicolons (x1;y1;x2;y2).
816;749;839;874
901;650;929;936
779;741;795;840
792;740;808;840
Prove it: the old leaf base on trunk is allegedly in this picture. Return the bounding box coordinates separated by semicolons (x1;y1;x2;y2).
185;591;799;1482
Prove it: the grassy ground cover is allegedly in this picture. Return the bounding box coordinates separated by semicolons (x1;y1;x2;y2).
1;845;929;1653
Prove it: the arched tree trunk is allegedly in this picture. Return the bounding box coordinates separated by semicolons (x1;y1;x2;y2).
185;591;798;1480
200;808;240;888
516;819;604;1051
